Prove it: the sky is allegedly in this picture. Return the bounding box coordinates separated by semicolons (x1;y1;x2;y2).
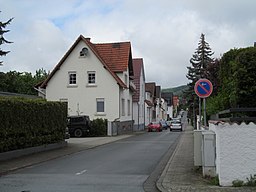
1;0;256;88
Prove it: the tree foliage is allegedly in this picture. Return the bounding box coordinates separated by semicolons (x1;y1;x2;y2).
186;33;214;126
206;47;256;115
0;68;49;95
0;14;13;65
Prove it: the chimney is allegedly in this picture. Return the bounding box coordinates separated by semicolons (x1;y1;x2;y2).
254;42;256;47
85;38;91;42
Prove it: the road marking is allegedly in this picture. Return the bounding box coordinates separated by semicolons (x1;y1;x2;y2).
75;169;87;176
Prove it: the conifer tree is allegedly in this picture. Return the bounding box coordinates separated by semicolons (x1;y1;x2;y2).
0;14;13;65
185;33;214;127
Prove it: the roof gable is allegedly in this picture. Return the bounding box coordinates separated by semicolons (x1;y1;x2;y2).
145;82;156;97
40;35;133;89
132;58;144;102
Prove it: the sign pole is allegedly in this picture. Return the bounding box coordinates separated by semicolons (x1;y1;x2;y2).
194;79;213;129
198;97;201;130
203;98;206;126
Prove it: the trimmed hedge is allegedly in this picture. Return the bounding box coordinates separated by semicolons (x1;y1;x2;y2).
0;97;67;153
90;118;107;137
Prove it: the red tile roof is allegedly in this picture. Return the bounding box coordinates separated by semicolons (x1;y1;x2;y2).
94;42;131;72
132;58;144;102
40;35;133;89
145;82;156;97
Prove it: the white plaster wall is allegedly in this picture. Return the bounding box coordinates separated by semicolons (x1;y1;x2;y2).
133;102;139;126
209;122;256;186
133;69;145;130
144;92;153;125
162;102;167;120
46;40;120;121
117;71;133;122
167;106;173;119
155;98;161;121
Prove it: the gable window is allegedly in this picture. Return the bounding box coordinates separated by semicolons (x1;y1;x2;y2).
88;71;96;84
80;47;88;57
68;72;77;85
122;99;125;116
96;98;105;113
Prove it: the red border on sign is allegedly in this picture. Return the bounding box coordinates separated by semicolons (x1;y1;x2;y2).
194;79;213;98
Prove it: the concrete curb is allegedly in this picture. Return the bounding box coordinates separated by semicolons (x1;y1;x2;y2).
0;141;67;162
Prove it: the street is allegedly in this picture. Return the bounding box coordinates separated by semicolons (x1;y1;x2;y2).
0;130;181;192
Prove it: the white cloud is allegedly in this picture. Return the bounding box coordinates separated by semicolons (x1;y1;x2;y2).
1;0;256;88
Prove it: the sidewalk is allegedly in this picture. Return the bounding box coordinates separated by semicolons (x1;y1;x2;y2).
0;134;133;176
157;125;255;192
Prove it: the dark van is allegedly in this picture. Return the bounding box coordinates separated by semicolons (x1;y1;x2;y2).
67;115;91;137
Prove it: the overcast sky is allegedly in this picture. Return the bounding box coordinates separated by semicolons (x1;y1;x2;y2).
1;0;255;88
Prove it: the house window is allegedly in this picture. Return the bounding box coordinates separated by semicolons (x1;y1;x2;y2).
96;98;105;113
88;71;96;84
127;99;131;116
122;99;125;116
80;47;88;57
68;72;77;85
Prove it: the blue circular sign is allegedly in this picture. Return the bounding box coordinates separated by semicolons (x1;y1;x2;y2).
194;79;213;98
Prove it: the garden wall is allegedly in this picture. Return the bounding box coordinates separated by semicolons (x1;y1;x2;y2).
209;121;256;186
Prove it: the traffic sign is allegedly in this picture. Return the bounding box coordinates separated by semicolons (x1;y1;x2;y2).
194;79;213;98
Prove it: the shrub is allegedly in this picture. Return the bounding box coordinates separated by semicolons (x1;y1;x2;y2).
0;96;67;152
232;179;244;187
90;118;107;136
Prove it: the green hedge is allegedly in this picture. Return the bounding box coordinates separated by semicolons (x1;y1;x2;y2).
0;97;67;153
90;118;107;136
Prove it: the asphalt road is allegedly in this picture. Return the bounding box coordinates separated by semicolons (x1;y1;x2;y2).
0;129;181;192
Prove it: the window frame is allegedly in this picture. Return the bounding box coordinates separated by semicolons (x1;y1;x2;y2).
96;98;105;114
87;71;96;85
127;99;131;116
122;98;125;116
68;71;77;87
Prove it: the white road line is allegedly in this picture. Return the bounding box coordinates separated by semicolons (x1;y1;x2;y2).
75;169;87;176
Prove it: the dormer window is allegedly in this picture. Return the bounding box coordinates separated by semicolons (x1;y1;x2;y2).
80;47;88;57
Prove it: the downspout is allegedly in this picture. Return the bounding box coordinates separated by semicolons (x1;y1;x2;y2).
138;102;140;131
118;87;121;135
131;94;134;132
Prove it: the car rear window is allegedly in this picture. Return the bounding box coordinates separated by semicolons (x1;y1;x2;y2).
172;120;181;123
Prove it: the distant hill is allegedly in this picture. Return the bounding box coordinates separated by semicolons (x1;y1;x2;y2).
162;85;188;96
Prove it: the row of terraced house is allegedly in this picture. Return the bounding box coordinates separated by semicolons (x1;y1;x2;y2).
36;35;176;135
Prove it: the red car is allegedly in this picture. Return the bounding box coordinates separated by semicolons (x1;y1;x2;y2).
147;122;162;132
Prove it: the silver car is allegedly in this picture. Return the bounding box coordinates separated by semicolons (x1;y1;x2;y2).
170;118;182;131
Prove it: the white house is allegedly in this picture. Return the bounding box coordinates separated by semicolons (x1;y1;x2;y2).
145;82;156;125
161;92;174;120
39;35;136;134
132;58;145;131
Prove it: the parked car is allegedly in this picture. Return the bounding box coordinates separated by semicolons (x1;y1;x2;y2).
169;118;182;131
147;122;162;132
160;120;169;130
67;115;91;137
166;120;172;127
